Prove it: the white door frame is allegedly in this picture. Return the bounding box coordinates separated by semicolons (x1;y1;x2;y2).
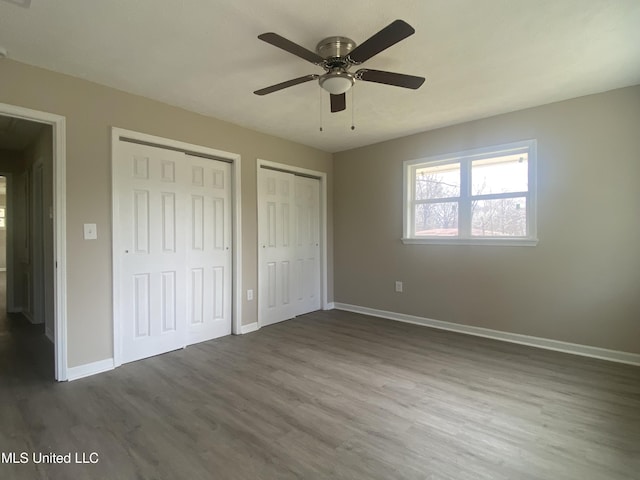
256;159;329;329
0;102;68;381
111;127;242;368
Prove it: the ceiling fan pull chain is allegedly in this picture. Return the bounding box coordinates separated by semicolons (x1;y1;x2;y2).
319;88;324;132
351;88;356;131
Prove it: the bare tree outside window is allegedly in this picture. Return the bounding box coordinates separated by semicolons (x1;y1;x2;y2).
414;168;459;235
471;197;527;236
470;154;528;236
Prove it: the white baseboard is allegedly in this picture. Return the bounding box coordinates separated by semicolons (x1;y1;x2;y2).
334;303;640;367
324;302;335;310
240;322;259;334
0;267;6;272
67;358;115;381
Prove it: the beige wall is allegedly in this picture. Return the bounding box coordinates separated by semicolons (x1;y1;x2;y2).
334;86;640;354
0;59;333;368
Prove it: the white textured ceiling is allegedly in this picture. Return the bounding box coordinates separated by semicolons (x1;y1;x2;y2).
1;0;639;153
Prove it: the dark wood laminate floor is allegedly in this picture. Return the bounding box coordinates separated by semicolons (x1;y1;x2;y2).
1;309;639;480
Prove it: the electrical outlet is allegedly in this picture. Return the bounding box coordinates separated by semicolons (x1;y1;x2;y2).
395;281;403;293
247;289;254;301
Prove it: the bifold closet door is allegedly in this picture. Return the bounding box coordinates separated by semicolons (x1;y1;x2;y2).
258;167;321;327
117;142;188;363
185;155;232;344
293;176;321;316
116;141;232;364
258;169;295;326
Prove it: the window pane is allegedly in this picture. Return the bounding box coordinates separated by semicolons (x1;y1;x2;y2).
415;163;460;200
471;197;527;237
415;202;459;236
471;153;528;196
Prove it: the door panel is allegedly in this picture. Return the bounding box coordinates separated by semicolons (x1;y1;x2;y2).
118;142;188;363
258;169;295;326
293;176;321;316
185;155;232;344
161;271;176;332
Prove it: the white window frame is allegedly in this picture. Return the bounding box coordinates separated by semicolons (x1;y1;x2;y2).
402;139;538;246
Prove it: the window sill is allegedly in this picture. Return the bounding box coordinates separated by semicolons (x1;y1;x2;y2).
401;237;539;247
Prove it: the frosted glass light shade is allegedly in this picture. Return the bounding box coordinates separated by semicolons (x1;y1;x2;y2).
319;72;354;94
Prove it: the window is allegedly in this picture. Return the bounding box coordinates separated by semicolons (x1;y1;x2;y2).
403;140;537;246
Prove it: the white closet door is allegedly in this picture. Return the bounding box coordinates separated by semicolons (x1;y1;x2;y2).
116;142;232;364
186;155;232;344
293;176;321;316
258;168;295;326
117;142;188;363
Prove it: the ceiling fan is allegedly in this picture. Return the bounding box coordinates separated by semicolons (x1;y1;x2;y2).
253;20;425;113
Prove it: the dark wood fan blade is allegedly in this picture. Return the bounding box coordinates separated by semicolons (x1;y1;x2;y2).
254;75;318;95
330;93;346;112
356;69;425;89
258;32;324;65
348;20;415;64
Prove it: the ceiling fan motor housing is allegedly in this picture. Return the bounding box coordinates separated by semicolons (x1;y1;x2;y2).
316;36;356;61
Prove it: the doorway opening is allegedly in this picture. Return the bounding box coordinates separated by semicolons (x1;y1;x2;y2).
0;103;67;381
0;116;55;379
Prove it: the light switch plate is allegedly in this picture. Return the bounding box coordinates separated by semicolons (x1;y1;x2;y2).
83;223;97;240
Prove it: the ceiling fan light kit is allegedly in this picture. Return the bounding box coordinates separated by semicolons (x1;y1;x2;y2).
254;20;425;113
319;71;354;95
